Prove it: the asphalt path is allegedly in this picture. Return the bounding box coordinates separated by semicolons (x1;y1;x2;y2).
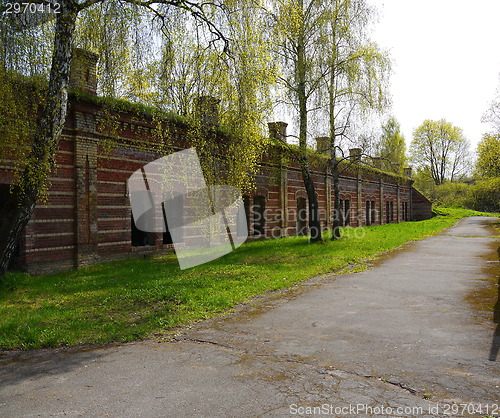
1;216;499;417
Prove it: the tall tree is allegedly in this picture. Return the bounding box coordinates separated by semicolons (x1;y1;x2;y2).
322;0;390;239
154;0;275;191
0;0;229;277
75;0;156;100
476;134;500;178
376;116;406;173
220;0;276;192
269;0;327;241
410;119;471;185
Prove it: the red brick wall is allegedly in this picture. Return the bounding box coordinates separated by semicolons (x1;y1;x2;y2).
1;94;432;274
411;188;433;221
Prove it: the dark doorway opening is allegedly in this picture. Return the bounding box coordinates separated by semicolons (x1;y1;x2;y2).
162;194;183;245
253;196;265;236
131;214;153;247
0;184;21;268
297;197;307;236
240;195;250;237
366;200;375;225
344;199;350;226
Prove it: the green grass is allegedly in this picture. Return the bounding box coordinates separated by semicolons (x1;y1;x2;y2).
432;206;498;218
0;208;497;350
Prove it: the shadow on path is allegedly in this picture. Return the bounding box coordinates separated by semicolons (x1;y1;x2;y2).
0;344;116;389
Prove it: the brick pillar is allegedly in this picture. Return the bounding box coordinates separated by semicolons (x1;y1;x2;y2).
75;137;99;268
269;122;289;237
195;96;220;127
315;137;329;154
350;148;362;162
268;122;288;143
70;48;98;95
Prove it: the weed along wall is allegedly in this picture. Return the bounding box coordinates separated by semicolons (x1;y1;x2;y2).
0;49;432;274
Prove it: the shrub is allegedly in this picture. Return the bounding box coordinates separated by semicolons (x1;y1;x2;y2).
464;177;500;212
427;182;469;207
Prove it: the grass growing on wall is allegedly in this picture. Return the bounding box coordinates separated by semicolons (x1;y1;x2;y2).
0;208;497;350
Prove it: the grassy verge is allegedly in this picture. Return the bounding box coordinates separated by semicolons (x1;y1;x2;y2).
0;208;497;350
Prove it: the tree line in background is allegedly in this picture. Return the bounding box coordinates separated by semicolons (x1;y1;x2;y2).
351;110;499;215
351;88;499;214
0;0;498;275
375;111;499;214
408;85;500;213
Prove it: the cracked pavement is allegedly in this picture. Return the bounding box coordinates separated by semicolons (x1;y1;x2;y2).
1;216;499;417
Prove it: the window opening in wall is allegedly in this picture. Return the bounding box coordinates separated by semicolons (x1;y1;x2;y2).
253;195;265;236
366;200;375;225
344;200;350;226
131;214;154;247
339;199;344;226
0;184;20;268
402;201;409;221
297;197;307;236
163;226;173;245
241;195;251;237
162;194;183;245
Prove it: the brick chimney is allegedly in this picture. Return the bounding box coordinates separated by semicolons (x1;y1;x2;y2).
268;121;288;143
195;96;220;127
69;48;98;95
315;137;329;154
404;167;412;177
391;162;401;173
371;156;382;169
349;148;362;162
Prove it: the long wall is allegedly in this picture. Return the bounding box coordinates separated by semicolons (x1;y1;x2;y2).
0;64;432;274
248;141;415;241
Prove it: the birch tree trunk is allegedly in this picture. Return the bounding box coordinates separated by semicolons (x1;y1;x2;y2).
296;0;322;242
0;1;78;276
329;71;342;240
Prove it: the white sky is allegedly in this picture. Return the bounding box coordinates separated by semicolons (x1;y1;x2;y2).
369;0;500;150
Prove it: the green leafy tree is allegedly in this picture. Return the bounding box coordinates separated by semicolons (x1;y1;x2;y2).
0;0;230;277
268;0;389;240
465;178;500;212
75;0;156;101
476;134;500;178
269;0;327;242
411;166;436;197
376;116;406;174
427;182;469;207
322;0;390;238
410;119;471;185
156;12;213;116
219;0;276;191
154;0;276;192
